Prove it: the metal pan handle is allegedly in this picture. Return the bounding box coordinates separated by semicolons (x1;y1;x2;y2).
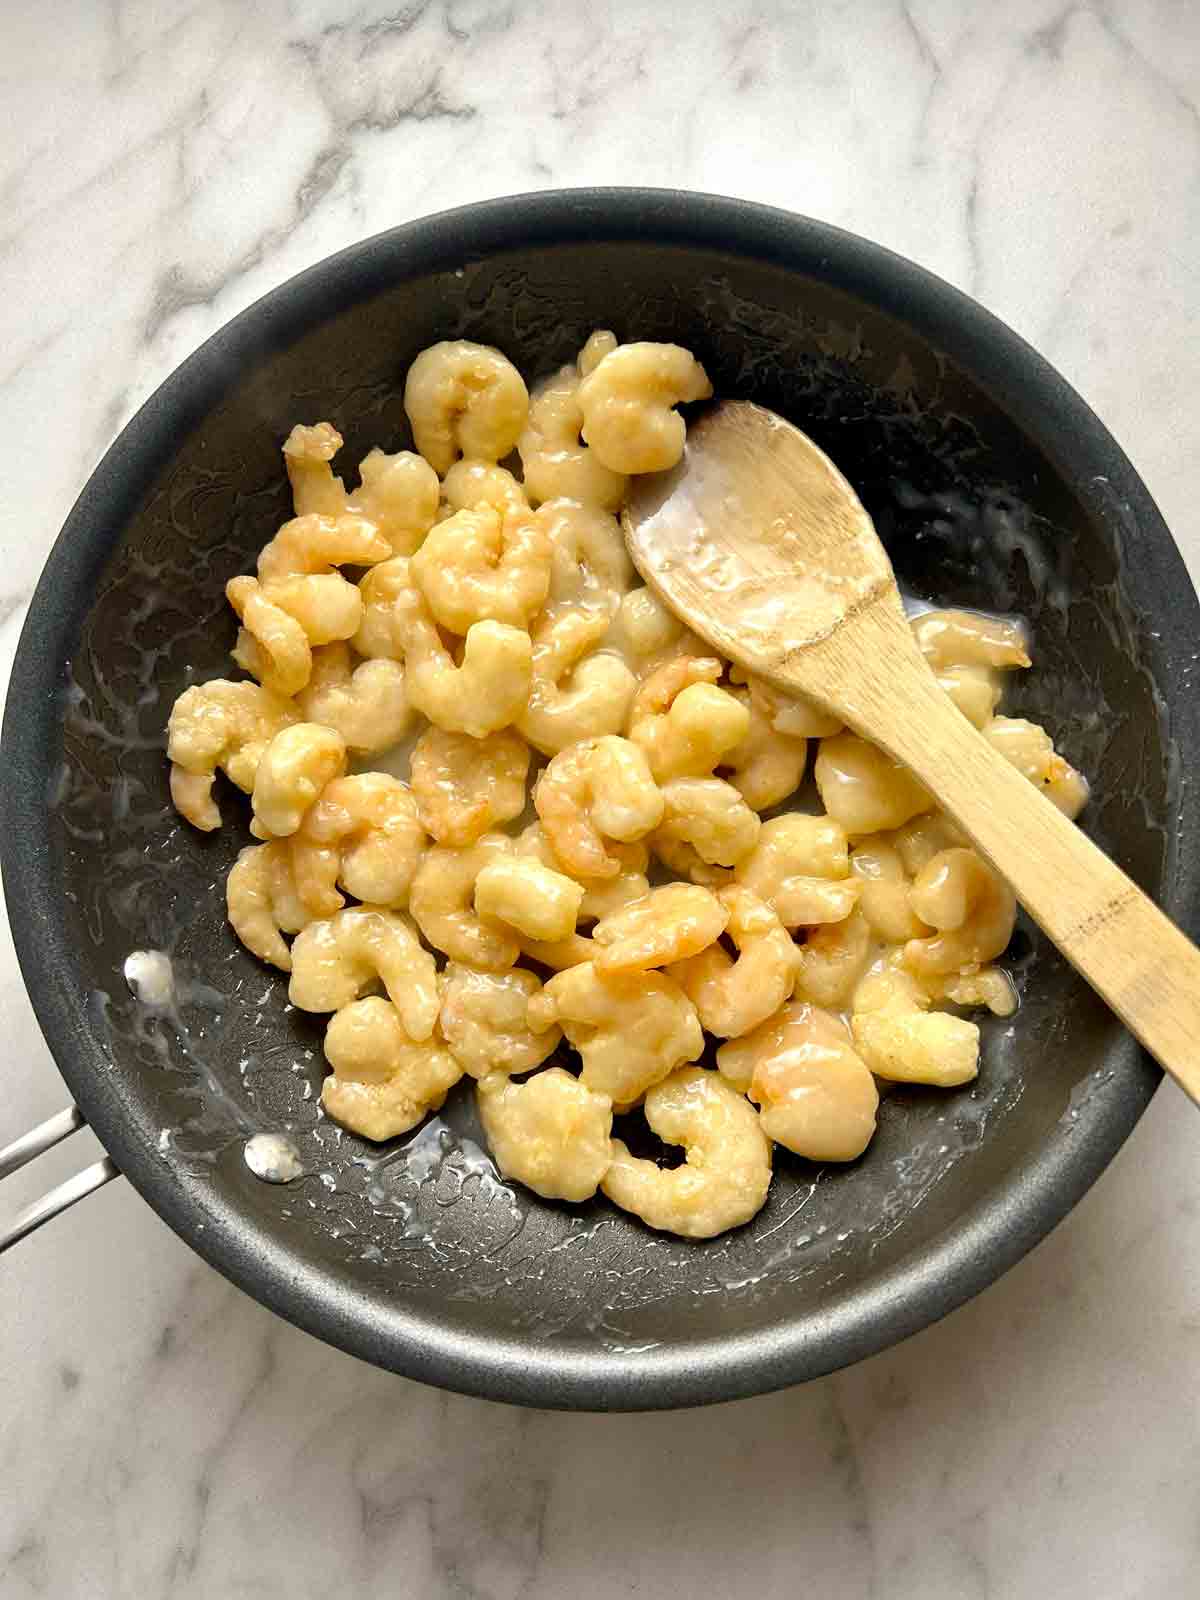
0;1105;120;1253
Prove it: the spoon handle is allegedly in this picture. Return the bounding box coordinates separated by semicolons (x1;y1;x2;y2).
867;669;1200;1105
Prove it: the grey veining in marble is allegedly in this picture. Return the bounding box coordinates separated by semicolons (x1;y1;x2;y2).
4;1;1200;1595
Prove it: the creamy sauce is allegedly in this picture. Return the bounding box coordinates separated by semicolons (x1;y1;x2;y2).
350;723;423;783
123;949;176;1011
244;1133;304;1184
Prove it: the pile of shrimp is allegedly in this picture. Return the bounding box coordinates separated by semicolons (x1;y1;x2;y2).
165;334;1089;1239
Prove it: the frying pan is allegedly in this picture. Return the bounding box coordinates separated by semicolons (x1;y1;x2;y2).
2;190;1196;1411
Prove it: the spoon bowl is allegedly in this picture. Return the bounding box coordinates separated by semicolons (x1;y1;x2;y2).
625;400;896;672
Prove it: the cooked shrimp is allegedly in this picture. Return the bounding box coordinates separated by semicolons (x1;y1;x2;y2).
578;342;712;474
478;1070;613;1202
734;814;859;928
291;773;426;915
518;363;627;510
288;906;440;1041
441;458;529;517
167;678;299;831
603;586;708;681
911;608;1030;671
355;557;532;738
719;688;808;811
590;883;729;974
651;776;761;880
225;840;312;971
671;886;797;1038
534;734;663;880
408;833;520;971
297;643;412;755
517;608;636;756
537;497;634;616
628;657;750;781
475;856;585;945
903;847;1016;977
515;823;650;923
410;502;551;633
283;424;441;554
409;726;530;847
322;997;462;1141
718;1003;878;1162
226;576;313;697
527;961;703;1110
439;964;561;1080
256;512;391;583
792;908;873;1009
249;723;346;840
403;340;529;473
813;732;934;835
602;1068;772;1238
983;716;1089;818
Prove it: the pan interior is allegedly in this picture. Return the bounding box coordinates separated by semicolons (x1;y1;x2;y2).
26;222;1177;1395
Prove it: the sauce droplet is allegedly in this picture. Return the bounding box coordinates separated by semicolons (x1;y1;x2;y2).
123;949;176;1011
243;1133;304;1184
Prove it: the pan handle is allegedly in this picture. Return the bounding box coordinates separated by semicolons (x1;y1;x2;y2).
0;1105;120;1254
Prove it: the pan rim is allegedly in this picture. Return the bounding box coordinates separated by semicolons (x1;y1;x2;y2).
1;187;1187;1409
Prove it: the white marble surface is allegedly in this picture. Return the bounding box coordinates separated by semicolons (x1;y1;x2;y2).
3;1;1200;1593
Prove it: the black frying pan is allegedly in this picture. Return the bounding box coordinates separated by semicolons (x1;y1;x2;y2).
2;190;1196;1410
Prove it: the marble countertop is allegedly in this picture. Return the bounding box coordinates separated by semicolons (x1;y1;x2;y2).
4;2;1200;1594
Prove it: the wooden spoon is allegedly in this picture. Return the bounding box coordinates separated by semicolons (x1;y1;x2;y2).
623;400;1200;1104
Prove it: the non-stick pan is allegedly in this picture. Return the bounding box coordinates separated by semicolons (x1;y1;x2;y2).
2;190;1195;1410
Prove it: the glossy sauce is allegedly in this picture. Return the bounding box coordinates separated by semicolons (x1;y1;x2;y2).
244;1133;304;1184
